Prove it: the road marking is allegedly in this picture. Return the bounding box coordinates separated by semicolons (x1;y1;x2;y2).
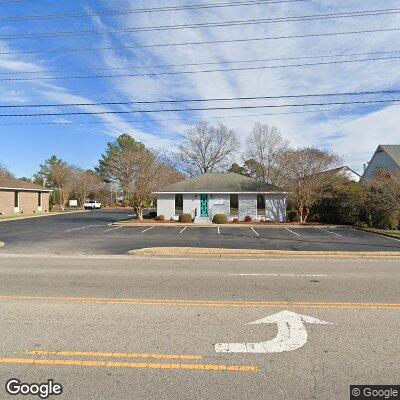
103;226;122;233
27;350;202;360
215;310;332;354
217;227;220;235
65;225;103;232
179;226;187;234
0;357;259;373
250;227;259;236
229;273;327;277
142;226;155;233
284;227;300;236
1;295;399;310
318;228;342;237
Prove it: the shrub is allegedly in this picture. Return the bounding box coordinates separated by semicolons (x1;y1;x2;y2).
179;213;192;223
287;210;299;222
212;214;228;224
244;215;252;222
156;215;165;221
232;217;239;223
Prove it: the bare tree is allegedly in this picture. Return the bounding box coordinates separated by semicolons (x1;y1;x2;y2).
52;163;79;210
0;163;13;178
75;170;102;208
277;147;342;223
175;122;240;176
244;122;288;185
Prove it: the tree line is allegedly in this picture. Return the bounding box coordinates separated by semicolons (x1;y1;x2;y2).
1;121;399;228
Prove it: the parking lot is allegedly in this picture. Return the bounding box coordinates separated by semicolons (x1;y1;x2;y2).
0;209;399;255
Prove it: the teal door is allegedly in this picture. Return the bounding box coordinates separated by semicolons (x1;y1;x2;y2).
200;194;208;217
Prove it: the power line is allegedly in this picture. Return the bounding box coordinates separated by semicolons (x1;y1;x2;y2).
2;27;400;55
2;99;400;117
0;0;310;21
2;49;400;75
1;89;399;108
2;8;400;40
1;55;399;81
0;103;392;126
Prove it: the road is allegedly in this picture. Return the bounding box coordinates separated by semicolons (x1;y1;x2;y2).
0;255;399;399
0;209;399;254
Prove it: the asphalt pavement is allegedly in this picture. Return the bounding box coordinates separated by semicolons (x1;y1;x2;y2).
0;256;398;399
0;209;399;254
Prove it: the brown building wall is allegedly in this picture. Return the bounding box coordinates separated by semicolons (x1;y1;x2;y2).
0;189;50;216
0;190;15;216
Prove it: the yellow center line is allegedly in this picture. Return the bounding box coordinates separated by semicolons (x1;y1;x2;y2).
26;350;202;360
0;357;259;373
0;295;399;310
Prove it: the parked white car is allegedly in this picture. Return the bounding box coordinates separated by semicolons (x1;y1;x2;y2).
84;200;101;210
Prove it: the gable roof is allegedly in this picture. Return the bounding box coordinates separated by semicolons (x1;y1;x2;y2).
0;175;52;191
379;145;400;167
321;166;361;177
155;172;284;193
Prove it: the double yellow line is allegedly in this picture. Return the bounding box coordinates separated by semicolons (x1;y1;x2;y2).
0;350;259;373
0;295;399;309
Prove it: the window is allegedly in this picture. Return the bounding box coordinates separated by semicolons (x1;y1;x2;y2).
230;194;238;215
14;191;19;208
257;195;265;215
175;194;183;215
38;192;42;207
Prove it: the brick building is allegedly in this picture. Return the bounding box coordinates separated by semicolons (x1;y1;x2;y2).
0;175;52;216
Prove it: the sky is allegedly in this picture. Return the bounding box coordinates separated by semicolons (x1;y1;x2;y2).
0;0;400;178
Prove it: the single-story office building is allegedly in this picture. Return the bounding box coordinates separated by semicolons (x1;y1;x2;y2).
154;172;287;223
0;175;52;216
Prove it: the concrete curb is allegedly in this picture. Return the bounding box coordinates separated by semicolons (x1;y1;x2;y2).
127;247;400;259
353;227;400;242
116;222;346;228
0;210;88;223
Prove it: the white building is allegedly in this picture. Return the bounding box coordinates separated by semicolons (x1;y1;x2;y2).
154;172;288;223
323;166;361;182
361;145;400;182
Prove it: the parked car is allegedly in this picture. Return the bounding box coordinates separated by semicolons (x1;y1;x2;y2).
84;200;101;210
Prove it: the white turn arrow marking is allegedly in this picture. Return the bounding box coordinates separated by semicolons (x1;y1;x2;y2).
215;310;332;354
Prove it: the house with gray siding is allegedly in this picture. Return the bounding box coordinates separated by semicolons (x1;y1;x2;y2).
154;172;287;223
361;145;400;182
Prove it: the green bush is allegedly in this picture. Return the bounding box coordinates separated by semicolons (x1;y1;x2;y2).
179;213;192;223
244;215;252;222
287;210;299;222
212;214;228;224
156;215;165;221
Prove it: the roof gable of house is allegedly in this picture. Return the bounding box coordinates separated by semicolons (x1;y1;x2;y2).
0;175;51;191
156;172;283;193
379;145;400;167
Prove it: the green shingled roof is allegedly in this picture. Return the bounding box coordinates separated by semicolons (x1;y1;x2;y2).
156;172;283;193
380;145;400;167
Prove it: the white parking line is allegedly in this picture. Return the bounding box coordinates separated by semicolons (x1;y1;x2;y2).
103;226;122;233
142;226;155;233
179;226;187;234
250;227;259;236
284;227;300;236
217;227;220;235
65;225;103;232
229;273;327;277
318;227;342;237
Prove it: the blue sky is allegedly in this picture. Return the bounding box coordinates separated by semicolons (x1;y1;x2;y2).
1;0;400;177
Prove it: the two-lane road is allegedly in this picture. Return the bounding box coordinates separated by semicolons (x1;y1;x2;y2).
0;255;399;399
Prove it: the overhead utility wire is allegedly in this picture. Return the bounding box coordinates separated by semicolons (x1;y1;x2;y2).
0;0;310;21
1;8;400;40
2;99;400;117
1;89;399;108
1;55;399;81
2;27;400;55
2;49;400;75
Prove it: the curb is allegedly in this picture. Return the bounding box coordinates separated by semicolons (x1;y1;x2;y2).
127;247;400;259
0;210;88;223
353;227;400;242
